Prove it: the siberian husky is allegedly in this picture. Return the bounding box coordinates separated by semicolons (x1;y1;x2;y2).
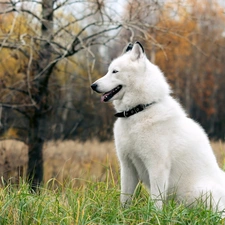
91;42;225;215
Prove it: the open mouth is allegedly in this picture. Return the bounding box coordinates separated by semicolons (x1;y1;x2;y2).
101;85;122;102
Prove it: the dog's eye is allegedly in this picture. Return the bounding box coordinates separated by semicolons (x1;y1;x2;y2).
112;70;118;74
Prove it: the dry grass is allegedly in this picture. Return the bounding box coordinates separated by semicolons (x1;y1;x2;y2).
0;139;118;185
0;139;224;185
0;140;28;182
211;141;225;169
43;140;118;185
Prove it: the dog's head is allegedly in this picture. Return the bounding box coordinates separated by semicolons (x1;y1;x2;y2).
91;42;146;103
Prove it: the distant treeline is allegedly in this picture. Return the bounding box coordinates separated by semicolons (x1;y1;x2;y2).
1;0;225;144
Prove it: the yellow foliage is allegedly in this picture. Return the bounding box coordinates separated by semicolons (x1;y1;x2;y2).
2;128;19;139
0;10;97;92
0;12;37;88
54;10;82;37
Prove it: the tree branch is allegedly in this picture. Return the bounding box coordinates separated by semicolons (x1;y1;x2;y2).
19;9;42;22
0;103;36;109
4;87;29;96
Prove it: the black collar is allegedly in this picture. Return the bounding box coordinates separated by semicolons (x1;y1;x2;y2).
114;102;156;118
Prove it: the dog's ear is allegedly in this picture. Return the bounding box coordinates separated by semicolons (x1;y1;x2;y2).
122;43;133;54
136;41;144;53
130;41;145;61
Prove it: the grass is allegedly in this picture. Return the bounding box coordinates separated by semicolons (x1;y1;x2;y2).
0;172;224;225
0;140;225;224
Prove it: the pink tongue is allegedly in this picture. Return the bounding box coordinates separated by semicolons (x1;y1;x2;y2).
101;95;105;102
101;93;110;102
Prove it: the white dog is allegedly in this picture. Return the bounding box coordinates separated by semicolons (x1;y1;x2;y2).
91;42;225;215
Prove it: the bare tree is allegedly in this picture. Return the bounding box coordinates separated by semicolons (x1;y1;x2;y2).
0;0;124;187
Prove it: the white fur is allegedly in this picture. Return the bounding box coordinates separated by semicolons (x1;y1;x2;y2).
92;42;225;215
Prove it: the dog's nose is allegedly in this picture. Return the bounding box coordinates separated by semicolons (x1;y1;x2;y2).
91;83;98;91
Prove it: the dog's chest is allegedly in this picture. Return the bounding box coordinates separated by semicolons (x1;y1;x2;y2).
114;118;154;161
114;117;151;147
114;118;140;152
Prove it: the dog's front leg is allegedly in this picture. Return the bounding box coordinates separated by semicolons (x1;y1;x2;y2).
148;163;170;209
120;158;139;207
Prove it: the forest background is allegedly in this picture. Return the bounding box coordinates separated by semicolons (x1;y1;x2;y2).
0;0;225;186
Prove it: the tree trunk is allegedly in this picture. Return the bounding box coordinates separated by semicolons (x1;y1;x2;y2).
27;111;44;188
26;0;54;188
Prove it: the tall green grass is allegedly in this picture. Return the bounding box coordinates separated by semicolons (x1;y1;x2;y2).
0;172;224;225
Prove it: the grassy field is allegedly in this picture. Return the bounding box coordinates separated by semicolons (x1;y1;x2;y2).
0;173;224;224
0;172;225;224
0;140;225;224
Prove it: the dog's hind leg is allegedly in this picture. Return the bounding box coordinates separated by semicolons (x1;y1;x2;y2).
211;187;225;217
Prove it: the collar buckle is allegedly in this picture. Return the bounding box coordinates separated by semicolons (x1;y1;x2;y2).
123;111;128;117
